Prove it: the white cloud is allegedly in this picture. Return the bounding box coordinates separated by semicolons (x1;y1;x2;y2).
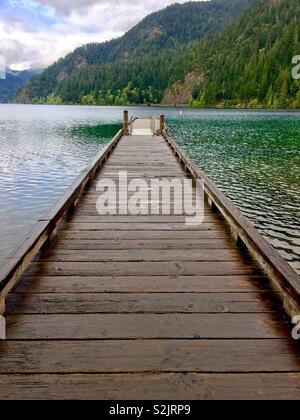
35;0;197;16
35;0;101;14
0;0;203;70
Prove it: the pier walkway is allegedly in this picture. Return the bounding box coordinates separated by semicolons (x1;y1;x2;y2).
0;115;300;399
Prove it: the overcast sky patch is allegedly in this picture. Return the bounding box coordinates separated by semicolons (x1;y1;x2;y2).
0;0;202;70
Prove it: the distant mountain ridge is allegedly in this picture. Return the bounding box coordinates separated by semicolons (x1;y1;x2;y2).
0;69;41;103
15;0;253;104
15;0;300;109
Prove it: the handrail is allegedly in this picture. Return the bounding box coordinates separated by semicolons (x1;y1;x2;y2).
0;129;124;309
162;129;300;319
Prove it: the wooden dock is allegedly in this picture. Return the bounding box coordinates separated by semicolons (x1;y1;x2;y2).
0;114;300;400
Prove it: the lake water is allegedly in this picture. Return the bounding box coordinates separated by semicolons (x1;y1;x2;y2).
0;105;299;273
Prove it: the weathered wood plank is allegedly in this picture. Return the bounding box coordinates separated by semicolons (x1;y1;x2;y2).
65;216;215;223
52;238;235;251
99;171;187;177
14;275;272;294
73;208;212;217
6;313;289;339
57;230;232;240
24;261;258;277
6;292;280;314
60;222;225;231
35;249;244;263
1;373;300;400
74;208;212;214
0;340;299;374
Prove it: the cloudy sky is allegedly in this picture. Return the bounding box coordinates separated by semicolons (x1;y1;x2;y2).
0;0;202;70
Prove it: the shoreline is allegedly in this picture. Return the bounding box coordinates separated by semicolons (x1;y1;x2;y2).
2;102;300;112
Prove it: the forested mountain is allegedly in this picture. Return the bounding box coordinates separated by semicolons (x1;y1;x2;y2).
188;0;300;108
15;0;253;104
14;0;300;109
0;69;40;103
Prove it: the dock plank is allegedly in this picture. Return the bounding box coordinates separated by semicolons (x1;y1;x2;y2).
25;261;258;276
35;249;244;262
1;373;300;400
14;275;272;294
6;313;289;340
0;340;299;374
51;238;236;251
6;292;280;314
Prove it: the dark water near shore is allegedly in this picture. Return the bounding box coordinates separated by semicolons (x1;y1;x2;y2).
0;105;299;273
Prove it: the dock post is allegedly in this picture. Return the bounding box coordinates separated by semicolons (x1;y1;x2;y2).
123;110;129;135
156;115;165;135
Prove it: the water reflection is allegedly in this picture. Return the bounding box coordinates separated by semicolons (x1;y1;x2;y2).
168;109;300;272
0;104;122;260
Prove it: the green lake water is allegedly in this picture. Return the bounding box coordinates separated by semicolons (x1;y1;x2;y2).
0;105;299;272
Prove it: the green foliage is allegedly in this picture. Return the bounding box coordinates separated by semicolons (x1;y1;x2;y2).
46;93;63;105
191;0;300;109
81;94;96;105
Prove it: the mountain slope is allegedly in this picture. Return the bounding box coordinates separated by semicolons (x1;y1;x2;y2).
0;69;40;103
15;0;253;104
186;0;300;108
